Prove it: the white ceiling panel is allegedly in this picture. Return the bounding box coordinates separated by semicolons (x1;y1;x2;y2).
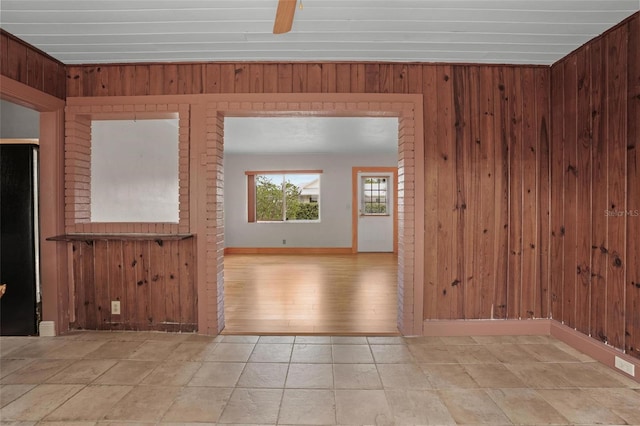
0;0;637;65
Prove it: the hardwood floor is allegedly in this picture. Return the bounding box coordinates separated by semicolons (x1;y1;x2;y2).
222;253;399;335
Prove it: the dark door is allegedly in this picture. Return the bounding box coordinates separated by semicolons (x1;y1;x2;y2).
1;144;38;335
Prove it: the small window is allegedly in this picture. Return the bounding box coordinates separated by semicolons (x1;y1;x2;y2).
247;171;321;222
362;177;388;215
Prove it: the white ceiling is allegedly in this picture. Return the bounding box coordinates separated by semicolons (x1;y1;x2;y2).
0;0;637;66
224;117;399;154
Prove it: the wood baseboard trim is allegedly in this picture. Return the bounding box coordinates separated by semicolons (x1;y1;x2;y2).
224;247;353;255
421;319;552;337
550;321;639;383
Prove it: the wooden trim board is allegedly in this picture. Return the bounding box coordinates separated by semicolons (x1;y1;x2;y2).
422;319;552;337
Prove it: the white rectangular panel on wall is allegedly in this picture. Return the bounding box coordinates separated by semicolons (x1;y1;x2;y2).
91;118;179;223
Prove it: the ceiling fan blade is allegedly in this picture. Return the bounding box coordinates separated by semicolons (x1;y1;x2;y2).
273;0;297;34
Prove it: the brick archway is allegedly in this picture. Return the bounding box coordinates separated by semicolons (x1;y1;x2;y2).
201;94;424;335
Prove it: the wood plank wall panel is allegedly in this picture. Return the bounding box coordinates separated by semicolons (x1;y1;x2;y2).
70;238;197;331
493;68;510;319
26;50;44;94
536;68;551;319
507;67;523;320
452;65;467;320
422;66;439;320
550;13;639;359
562;55;578;329
521;68;538;319
0;32;9;78
626;13;640;360
435;65;456;319
0;29;66;99
134;241;152;328
478;67;497;319
575;48;592;335
590;37;608;342
72;241;94;328
550;64;565;323
605;26;628;352
464;66;481;320
122;241;137;324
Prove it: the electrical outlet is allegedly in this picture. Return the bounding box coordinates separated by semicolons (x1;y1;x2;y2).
111;300;121;315
282;239;286;245
614;356;635;376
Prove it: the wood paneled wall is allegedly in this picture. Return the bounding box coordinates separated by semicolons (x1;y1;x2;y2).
0;29;66;100
66;61;550;325
423;65;550;321
71;238;197;332
550;13;640;359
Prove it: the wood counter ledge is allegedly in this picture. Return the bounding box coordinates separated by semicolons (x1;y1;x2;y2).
46;233;194;242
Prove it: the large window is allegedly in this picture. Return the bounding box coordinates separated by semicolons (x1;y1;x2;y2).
247;171;321;223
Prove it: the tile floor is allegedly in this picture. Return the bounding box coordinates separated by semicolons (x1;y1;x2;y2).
0;331;639;425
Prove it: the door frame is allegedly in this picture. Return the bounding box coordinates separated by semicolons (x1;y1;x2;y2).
351;166;398;254
1;76;67;335
206;94;424;335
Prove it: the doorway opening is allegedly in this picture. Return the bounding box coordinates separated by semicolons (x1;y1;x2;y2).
202;94;424;336
0;100;41;335
222;118;399;334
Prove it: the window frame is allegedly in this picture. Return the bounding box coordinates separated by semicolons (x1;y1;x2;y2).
64;107;190;235
361;175;391;216
246;170;323;223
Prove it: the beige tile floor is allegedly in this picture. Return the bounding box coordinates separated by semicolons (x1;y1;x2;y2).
1;331;639;425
